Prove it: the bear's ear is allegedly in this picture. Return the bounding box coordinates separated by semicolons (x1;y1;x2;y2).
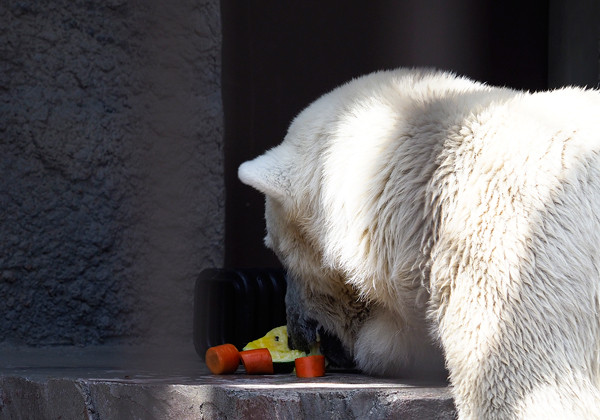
238;145;292;201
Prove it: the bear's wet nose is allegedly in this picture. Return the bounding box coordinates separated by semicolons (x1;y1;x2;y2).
286;317;318;354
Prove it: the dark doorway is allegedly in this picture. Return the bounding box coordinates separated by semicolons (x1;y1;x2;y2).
222;0;550;268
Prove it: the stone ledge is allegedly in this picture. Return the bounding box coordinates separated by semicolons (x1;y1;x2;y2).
0;346;456;419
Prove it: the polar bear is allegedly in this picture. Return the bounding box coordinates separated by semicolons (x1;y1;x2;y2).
238;68;600;419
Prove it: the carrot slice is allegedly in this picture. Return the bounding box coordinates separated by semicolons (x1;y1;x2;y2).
240;348;274;374
205;344;240;374
295;355;326;378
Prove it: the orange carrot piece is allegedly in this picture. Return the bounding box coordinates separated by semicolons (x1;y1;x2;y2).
205;344;240;375
295;355;326;378
239;348;274;374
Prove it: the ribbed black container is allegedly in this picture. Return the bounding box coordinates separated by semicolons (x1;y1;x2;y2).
194;268;287;359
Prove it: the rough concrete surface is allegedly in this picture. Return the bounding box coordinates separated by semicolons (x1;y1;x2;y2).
0;0;223;346
0;346;456;420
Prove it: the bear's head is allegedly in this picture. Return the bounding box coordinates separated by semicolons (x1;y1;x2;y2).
237;87;374;367
237;68;449;369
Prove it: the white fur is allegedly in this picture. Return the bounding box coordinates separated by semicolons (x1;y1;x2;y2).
238;68;600;419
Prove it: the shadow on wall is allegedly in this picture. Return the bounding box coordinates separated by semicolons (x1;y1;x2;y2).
0;0;224;347
1;0;143;345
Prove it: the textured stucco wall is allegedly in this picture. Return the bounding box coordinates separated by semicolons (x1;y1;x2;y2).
0;0;223;346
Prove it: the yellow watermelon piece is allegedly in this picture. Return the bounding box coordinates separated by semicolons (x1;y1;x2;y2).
243;326;307;362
